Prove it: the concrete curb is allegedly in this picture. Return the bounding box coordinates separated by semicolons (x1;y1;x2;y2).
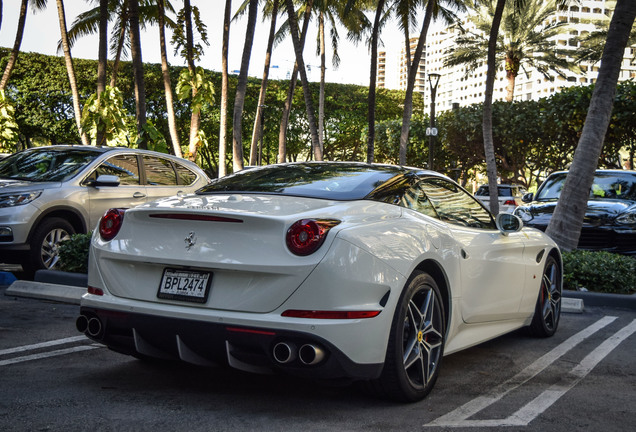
2;279;635;311
5;280;85;305
563;289;636;310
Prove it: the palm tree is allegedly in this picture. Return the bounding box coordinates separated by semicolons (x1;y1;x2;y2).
397;0;433;165
218;0;231;177
232;0;259;171
172;0;210;160
248;0;280;166
95;0;108;146
56;0;90;145
482;0;505;215
157;0;181;157
285;0;322;161
0;0;28;91
127;0;147;149
314;0;367;157
366;0;387;163
277;2;312;163
546;1;636;251
446;0;575;102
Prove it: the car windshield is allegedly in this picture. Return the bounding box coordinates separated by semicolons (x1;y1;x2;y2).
197;163;407;200
0;148;101;182
536;172;636;201
475;185;519;197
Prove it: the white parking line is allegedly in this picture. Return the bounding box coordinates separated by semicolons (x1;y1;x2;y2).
426;315;623;428
0;345;100;367
0;335;88;356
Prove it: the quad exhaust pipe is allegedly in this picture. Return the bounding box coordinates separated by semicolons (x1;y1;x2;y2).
273;342;297;364
76;315;103;338
298;344;325;365
272;342;325;366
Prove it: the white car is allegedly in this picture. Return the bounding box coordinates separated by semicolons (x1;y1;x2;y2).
78;162;562;402
475;184;527;213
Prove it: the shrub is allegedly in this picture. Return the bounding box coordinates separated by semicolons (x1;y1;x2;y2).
58;232;92;274
562;250;636;294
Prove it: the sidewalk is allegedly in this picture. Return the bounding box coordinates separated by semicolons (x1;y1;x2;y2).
2;270;635;312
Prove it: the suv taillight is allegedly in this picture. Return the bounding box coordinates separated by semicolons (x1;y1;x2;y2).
99;208;126;241
286;219;340;256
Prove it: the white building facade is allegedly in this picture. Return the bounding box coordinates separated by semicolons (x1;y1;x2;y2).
394;1;636;113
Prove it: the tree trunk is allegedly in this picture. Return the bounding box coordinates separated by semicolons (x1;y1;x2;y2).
249;0;279;166
109;4;128;88
96;0;108;146
483;0;506;215
218;0;231;177
128;0;147;149
184;0;201;160
367;0;385;164
232;0;259;171
158;0;181;157
285;0;322;161
398;1;433;166
0;0;28;91
318;10;325;156
56;0;90;146
277;3;312;164
546;1;636;251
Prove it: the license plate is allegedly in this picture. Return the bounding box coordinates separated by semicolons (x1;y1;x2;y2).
157;268;212;303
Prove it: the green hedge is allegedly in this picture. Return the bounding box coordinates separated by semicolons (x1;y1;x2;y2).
562;250;636;294
58;232;92;274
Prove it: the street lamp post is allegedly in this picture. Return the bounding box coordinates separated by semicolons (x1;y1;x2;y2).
427;73;441;171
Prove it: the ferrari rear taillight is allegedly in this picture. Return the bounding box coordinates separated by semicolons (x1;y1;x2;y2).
503;200;516;206
286;219;340;256
99;208;126;241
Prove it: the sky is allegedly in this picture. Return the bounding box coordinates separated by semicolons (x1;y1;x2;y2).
0;0;409;89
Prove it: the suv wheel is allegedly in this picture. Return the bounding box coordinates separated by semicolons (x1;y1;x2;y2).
26;217;75;273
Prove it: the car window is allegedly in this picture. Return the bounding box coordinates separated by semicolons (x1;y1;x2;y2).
0;148;100;182
175;163;197;186
420;178;495;229
143;156;177;186
399;183;439;219
87;154;140;185
199;163;407;200
537;172;636;201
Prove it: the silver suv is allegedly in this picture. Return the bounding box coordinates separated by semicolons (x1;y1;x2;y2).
0;146;210;274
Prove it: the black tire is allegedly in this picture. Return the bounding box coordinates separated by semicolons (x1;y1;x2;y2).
26;217;75;273
373;271;446;402
528;255;562;338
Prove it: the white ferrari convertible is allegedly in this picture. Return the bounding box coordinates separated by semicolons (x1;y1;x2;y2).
77;162;562;402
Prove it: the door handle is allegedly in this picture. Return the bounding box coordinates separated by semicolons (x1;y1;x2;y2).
133;192;147;199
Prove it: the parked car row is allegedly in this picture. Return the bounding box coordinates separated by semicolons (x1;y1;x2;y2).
0;146;210;274
515;169;636;255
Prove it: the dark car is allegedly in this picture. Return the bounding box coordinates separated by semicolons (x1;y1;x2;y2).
514;169;636;255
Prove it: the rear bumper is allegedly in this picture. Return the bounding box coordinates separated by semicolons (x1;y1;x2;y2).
78;306;383;381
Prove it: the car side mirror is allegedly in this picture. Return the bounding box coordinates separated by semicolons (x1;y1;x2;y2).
496;213;523;236
521;192;534;203
91;174;121;187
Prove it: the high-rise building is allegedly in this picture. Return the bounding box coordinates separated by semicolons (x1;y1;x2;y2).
400;1;636;114
377;51;387;89
399;38;427;95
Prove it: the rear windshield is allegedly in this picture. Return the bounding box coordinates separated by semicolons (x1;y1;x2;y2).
197;163;406;200
536;172;636;201
475;185;518;197
0;148;102;182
